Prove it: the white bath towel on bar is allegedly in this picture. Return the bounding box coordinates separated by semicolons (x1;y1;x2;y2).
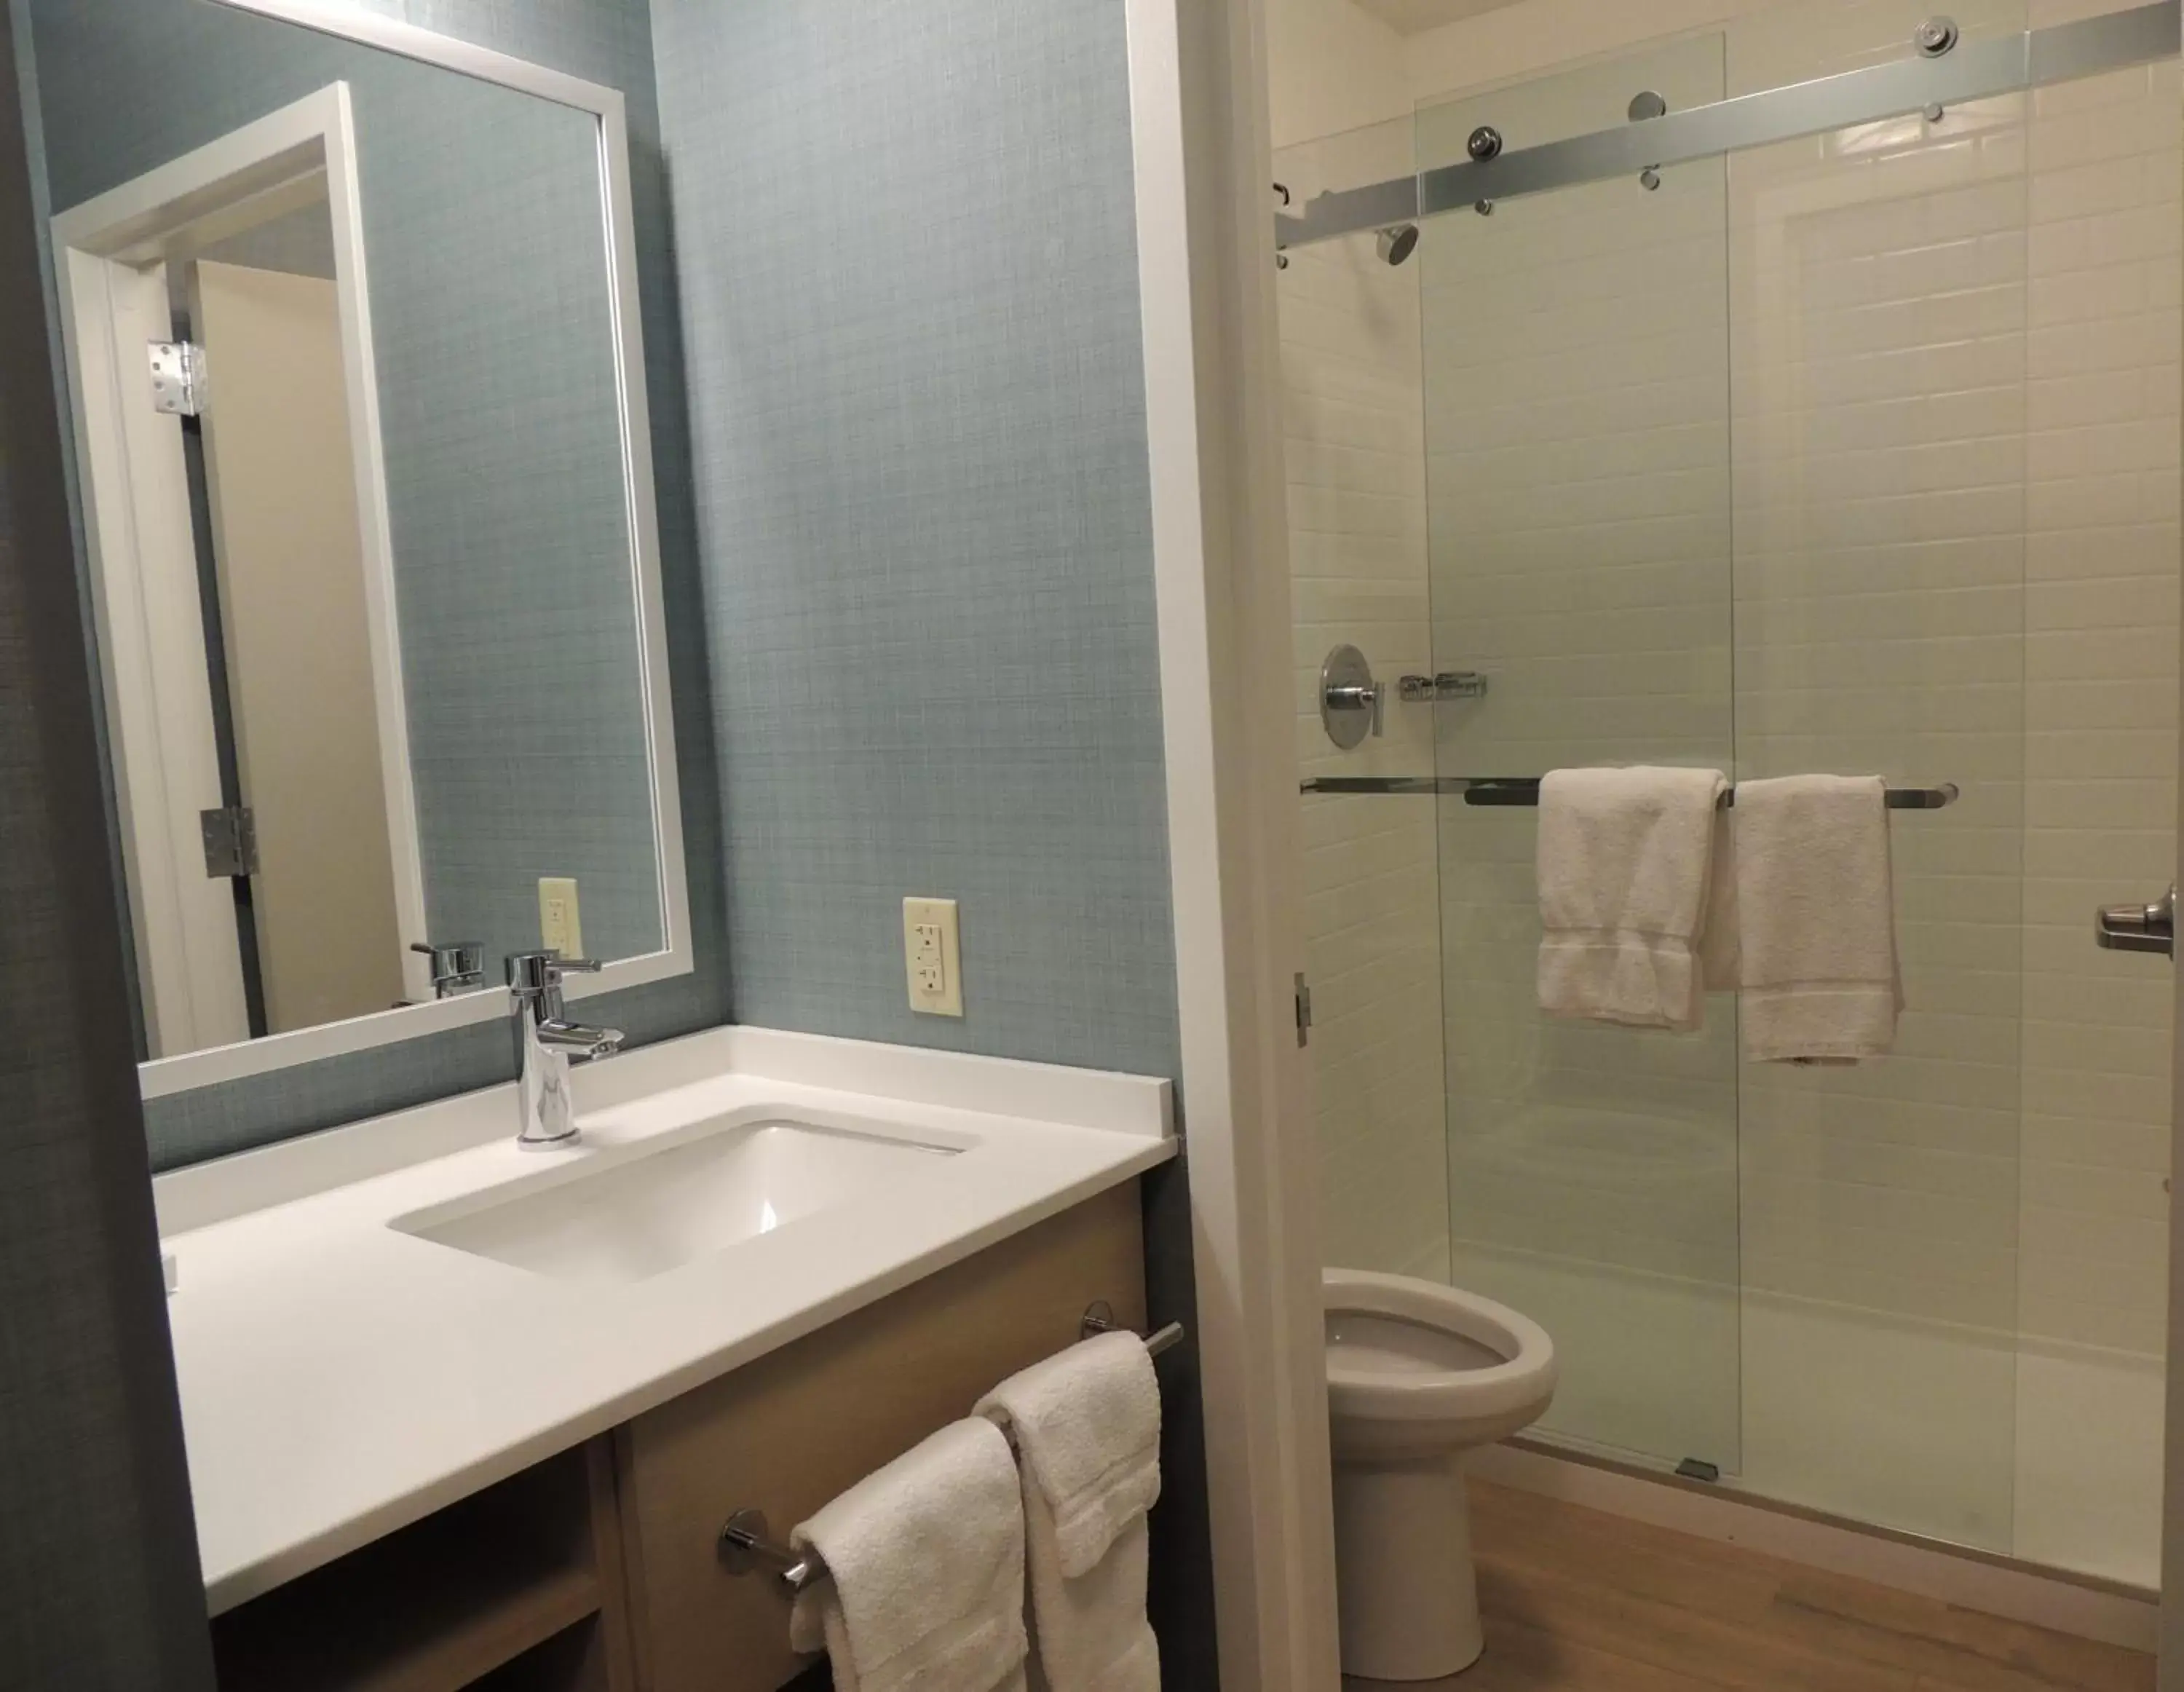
788;1417;1029;1692
978;1332;1162;1692
1727;774;1902;1064
1536;765;1729;1032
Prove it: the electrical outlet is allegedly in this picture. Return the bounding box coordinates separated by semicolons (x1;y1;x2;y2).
539;877;582;957
903;897;962;1016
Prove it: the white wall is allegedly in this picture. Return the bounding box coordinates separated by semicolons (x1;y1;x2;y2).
1264;0;1409;147
1399;0;1779;103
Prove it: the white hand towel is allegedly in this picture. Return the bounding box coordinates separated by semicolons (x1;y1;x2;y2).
977;1333;1162;1692
1728;775;1902;1064
1537;766;1730;1032
788;1418;1030;1692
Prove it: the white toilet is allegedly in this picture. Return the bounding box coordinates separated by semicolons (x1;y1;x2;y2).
1324;1269;1558;1682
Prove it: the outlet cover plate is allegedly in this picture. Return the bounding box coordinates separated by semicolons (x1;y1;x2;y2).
903;897;963;1017
539;877;582;957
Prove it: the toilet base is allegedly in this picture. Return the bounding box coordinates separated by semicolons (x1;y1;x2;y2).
1332;1450;1484;1681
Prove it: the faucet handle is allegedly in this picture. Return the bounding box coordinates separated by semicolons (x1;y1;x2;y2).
411;938;486;997
506;950;604;995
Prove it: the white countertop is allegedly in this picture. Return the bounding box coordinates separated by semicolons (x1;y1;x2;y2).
153;1025;1175;1613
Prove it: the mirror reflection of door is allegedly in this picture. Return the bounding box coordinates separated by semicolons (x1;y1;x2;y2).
188;254;405;1035
56;88;432;1061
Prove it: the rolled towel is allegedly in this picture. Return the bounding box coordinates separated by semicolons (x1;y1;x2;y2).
788;1418;1029;1692
1537;766;1730;1032
977;1332;1162;1692
1729;775;1902;1064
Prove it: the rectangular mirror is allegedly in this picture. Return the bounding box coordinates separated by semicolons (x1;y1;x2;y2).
30;0;687;1097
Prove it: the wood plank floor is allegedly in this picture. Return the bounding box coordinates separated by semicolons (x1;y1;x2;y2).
1344;1481;2154;1692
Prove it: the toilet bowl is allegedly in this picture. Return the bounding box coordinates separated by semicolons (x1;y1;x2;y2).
1324;1269;1557;1682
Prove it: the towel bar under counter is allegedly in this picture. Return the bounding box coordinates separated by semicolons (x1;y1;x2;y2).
718;1308;1186;1594
1301;775;1959;810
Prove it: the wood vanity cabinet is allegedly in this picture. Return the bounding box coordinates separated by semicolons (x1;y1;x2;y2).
205;1181;1146;1692
617;1180;1147;1692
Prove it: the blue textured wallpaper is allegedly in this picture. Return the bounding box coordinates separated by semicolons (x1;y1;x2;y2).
1;12;215;1674
652;0;1181;1082
10;0;730;1169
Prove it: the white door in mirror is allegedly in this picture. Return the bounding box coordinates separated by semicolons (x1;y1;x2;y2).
903;897;963;1016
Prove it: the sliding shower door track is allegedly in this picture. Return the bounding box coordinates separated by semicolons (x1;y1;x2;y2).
1274;1;2180;251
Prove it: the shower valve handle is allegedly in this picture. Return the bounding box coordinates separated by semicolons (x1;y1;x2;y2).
1323;681;1383;735
1318;644;1384;751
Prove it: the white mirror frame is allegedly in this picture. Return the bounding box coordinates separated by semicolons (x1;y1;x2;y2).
50;0;689;1100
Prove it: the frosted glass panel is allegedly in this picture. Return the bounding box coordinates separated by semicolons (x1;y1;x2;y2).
1420;36;1743;1476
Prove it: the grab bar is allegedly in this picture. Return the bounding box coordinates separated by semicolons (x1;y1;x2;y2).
1301;776;1959;809
718;1307;1185;1594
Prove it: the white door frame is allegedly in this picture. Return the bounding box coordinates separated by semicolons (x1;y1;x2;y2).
1124;3;1342;1688
52;83;435;1048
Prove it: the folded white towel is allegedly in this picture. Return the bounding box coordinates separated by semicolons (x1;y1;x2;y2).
1537;766;1730;1032
1727;775;1902;1064
976;1331;1161;1576
789;1418;1029;1692
977;1333;1162;1692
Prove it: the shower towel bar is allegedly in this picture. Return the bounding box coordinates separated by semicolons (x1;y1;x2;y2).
717;1308;1186;1594
1301;776;1959;810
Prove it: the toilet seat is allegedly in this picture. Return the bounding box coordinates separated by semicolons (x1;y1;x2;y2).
1324;1269;1556;1460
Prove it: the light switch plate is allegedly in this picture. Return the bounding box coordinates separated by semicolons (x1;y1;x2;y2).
903;896;963;1016
539;877;582;957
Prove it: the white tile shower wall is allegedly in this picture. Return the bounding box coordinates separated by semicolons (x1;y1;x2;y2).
1726;3;2035;1346
1277;119;1451;1282
2018;0;2178;1362
1725;0;2178;1363
1405;0;2176;1495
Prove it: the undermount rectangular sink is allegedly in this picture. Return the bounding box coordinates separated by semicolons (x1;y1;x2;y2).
395;1118;961;1285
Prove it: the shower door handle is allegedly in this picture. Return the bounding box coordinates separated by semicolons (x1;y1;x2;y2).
2095;885;2175;956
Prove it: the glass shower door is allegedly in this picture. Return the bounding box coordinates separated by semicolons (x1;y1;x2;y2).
1287;0;2161;1584
1415;2;2033;1551
1418;36;1744;1476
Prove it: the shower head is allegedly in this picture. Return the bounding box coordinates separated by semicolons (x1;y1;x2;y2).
1376;223;1420;266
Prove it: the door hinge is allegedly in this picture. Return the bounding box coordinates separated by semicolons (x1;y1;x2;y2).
1294;972;1313;1047
149;339;207;416
199;805;258;878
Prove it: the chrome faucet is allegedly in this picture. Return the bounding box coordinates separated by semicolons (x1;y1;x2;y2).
506;951;625;1149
